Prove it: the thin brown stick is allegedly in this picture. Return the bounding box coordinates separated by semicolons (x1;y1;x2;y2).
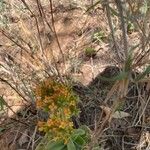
0;77;29;103
115;0;128;59
20;0;44;56
48;0;65;64
10;118;31;127
105;1;122;63
0;29;30;54
0;95;16;115
36;0;53;33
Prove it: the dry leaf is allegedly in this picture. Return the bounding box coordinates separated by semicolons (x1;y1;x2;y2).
100;106;130;119
112;111;131;119
100;106;111;117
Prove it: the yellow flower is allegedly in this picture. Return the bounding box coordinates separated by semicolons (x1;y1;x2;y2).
68;122;73;128
48;103;57;112
44;96;50;103
64;108;71;116
64;138;69;144
36;99;43;108
35;78;79;144
70;101;76;106
59;121;67;129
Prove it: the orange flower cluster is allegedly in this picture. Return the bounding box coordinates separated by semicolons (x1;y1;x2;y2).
35;78;79;143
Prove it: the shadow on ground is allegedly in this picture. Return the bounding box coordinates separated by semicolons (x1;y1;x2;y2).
73;66;150;150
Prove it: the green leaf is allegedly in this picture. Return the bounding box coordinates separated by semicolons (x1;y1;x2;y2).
85;47;96;57
73;136;85;146
93;30;106;42
127;21;135;33
45;141;66;150
79;125;91;142
73;129;85;136
124;53;133;72
72;126;91;147
0;96;6;111
79;125;91;134
140;1;148;15
0;127;5;133
135;65;150;82
67;139;76;150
